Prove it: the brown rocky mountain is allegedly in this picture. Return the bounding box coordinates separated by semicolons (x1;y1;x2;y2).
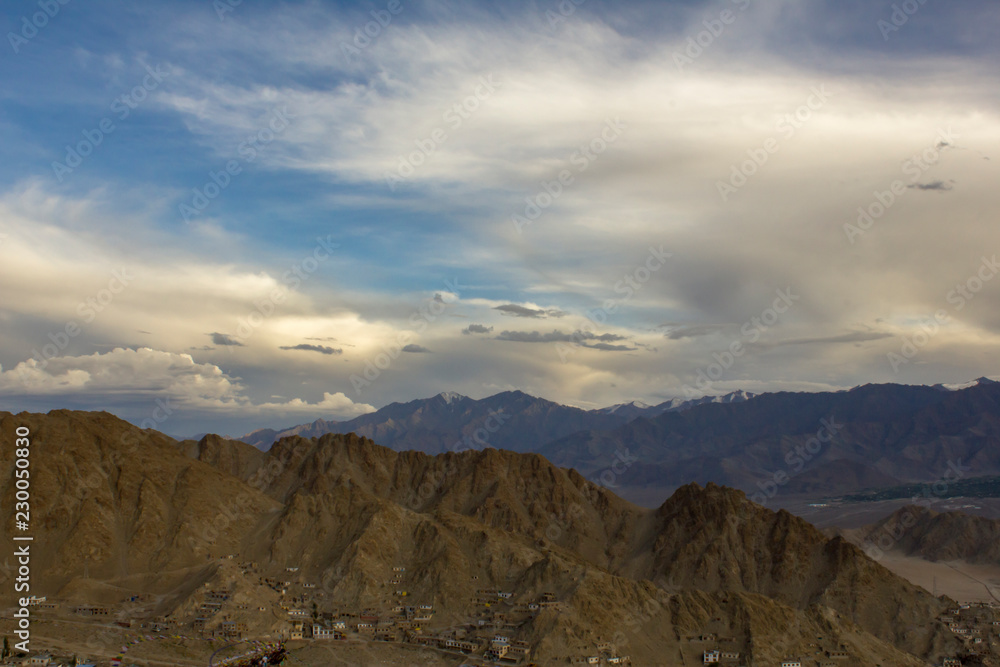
0;410;973;665
0;410;280;593
854;505;1000;565
176;432;267;480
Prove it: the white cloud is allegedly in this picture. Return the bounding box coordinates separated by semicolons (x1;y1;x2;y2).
0;347;375;418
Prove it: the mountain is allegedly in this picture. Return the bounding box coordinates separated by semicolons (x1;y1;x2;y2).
853;505;1000;565
239;390;632;453
598;390;756;420
0;409;975;666
0;410;279;592
175;432;268;479
238;389;756;451
539;380;1000;504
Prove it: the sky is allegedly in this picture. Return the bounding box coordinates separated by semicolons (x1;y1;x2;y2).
0;0;998;436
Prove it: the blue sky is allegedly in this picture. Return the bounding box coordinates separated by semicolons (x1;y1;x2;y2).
1;0;999;436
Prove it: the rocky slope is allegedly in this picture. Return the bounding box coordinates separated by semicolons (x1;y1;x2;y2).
0;410;969;665
853;505;1000;565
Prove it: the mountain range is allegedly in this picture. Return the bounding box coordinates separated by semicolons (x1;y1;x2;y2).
237;389;756;453
237;379;1000;507
0;409;977;666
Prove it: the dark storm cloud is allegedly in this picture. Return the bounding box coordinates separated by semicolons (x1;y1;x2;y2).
494;304;566;318
209;332;245;347
496;330;628;343
907;180;954;191
662;324;731;340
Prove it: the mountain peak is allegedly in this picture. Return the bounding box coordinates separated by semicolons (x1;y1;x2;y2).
931;377;999;391
435;391;468;404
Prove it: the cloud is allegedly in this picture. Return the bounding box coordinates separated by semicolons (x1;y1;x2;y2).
210;332;246;347
401;344;431;353
254;391;375;416
662;324;731;340
750;332;894;350
496;330;628;344
279;343;342;355
0;347;375;417
907;180;954;191
583;342;637;352
462;324;494;335
494;304;566;319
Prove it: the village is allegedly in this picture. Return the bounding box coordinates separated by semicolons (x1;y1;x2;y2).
2;555;998;667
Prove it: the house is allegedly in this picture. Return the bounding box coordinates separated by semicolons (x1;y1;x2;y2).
220;620;248;639
26;655;52;666
781;661;802;667
703;650;720;663
206;590;230;602
721;651;740;660
444;638;479;653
